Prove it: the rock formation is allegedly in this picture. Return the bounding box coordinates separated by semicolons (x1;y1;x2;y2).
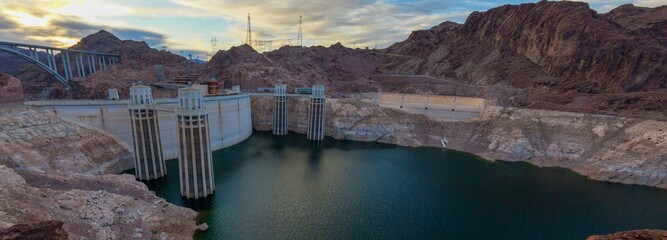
0;105;133;174
0;73;24;104
205;43;384;91
251;96;667;189
0;220;69;240
587;229;667;240
0;105;200;239
383;1;667;119
0;165;198;239
209;1;667;119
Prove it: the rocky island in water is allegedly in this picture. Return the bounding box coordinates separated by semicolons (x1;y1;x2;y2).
1;0;667;239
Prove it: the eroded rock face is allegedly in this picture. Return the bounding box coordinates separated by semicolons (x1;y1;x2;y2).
0;165;198;239
461;1;666;92
251;96;667;189
0;220;69;240
0;73;24;104
587;229;667;240
205;43;384;91
0;106;133;175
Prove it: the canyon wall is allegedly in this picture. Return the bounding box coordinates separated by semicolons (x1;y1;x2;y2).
0;73;24;104
0;105;200;239
0;165;198;239
252;96;667;189
0;106;133;174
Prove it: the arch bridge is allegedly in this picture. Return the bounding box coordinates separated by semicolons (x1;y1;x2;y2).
0;40;120;90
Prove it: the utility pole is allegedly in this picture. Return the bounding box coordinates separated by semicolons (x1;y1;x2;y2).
297;16;303;47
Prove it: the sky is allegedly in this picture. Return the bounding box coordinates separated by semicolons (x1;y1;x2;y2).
0;0;665;59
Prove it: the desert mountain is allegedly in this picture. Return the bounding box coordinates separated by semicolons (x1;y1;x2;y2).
2;1;665;119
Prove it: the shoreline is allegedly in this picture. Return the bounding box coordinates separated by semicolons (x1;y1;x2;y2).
250;96;667;190
252;128;667;192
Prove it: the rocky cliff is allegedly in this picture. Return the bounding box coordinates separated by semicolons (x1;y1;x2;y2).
587;229;667;240
0;105;200;239
0;220;69;240
384;1;667;119
461;1;665;92
251;96;667;189
0;73;24;104
0;106;133;174
205;43;384;92
0;165;198;239
216;1;667;120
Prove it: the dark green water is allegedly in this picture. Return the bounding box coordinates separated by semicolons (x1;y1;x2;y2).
135;131;667;239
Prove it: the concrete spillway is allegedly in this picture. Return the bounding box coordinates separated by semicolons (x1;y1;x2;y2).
273;84;288;135
176;86;214;199
128;85;166;180
25;93;252;160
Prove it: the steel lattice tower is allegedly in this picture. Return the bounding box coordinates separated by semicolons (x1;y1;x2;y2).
246;13;252;46
297;16;303;47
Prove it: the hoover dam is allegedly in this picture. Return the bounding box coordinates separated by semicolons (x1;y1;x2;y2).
25;93;253;159
1;0;667;239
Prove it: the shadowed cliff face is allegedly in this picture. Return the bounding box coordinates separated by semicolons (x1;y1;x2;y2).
0;220;69;240
205;43;384;91
461;1;666;92
382;1;667;119
0;73;24;104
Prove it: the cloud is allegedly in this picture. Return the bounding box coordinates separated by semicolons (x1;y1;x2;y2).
110;29;167;46
0;15;18;29
169;0;475;49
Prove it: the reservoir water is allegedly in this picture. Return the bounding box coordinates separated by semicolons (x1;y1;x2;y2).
138;131;667;239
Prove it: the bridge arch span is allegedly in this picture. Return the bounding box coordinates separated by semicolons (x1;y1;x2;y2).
0;40;121;91
0;47;69;89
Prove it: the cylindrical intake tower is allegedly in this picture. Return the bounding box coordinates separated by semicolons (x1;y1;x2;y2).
307;85;325;141
176;86;214;199
273;84;288;135
128;84;165;180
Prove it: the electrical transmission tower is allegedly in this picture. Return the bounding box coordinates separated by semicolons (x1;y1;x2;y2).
246;13;252;46
210;36;217;59
296;16;303;47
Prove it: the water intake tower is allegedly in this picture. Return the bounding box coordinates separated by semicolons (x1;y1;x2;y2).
177;85;215;199
307;85;325;141
128;84;166;180
273;84;288;135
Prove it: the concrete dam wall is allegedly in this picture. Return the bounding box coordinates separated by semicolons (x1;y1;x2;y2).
25;94;253;159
